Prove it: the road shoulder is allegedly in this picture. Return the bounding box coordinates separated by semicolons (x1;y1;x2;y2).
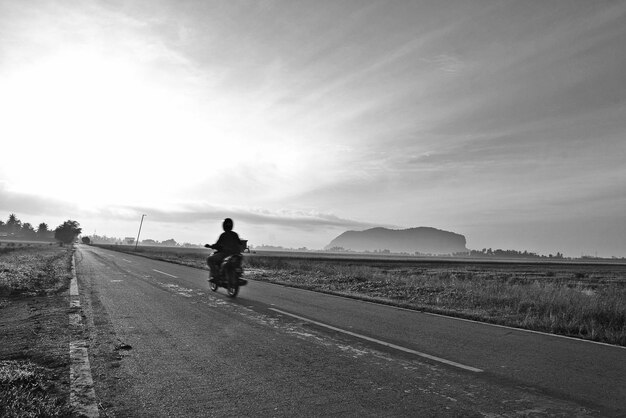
73;247;143;417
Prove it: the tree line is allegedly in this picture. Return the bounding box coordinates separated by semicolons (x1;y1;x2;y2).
88;234;199;247
0;214;82;244
466;248;565;259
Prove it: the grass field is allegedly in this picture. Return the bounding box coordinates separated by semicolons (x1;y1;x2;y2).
0;246;72;297
94;244;626;346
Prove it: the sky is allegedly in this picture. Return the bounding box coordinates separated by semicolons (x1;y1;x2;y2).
1;0;625;257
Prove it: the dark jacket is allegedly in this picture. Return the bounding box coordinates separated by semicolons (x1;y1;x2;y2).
213;231;242;256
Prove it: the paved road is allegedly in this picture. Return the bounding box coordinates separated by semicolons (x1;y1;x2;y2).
75;245;625;416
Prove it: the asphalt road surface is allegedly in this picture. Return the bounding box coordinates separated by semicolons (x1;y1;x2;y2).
75;245;625;417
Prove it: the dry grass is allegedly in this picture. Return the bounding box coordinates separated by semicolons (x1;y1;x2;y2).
0;246;72;297
0;360;72;417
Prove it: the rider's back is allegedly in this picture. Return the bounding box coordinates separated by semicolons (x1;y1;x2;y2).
215;230;241;255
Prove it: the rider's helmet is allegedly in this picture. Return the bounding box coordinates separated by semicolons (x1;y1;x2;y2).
222;218;234;231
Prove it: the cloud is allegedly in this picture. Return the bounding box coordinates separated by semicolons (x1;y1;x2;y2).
99;203;384;231
0;185;78;218
422;54;467;73
0;181;383;232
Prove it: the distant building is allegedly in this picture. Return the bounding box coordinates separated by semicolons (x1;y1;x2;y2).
124;237;135;245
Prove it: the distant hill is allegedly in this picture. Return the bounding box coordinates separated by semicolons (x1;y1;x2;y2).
325;227;468;255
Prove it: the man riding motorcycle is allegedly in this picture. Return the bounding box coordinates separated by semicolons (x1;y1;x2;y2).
205;218;243;283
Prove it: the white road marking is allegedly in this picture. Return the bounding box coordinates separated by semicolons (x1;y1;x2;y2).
269;308;483;373
122;259;132;263
153;269;178;278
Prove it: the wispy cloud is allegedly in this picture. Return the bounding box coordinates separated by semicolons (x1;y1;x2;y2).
422;54;467;73
98;203;385;231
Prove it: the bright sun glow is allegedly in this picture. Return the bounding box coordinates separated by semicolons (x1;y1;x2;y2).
0;48;327;208
1;49;188;202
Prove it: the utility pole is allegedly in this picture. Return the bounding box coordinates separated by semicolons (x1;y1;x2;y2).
135;214;146;250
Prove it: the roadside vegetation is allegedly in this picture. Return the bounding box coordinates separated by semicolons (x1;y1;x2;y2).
0;246;72;297
96;244;626;346
0;246;74;417
0;360;71;417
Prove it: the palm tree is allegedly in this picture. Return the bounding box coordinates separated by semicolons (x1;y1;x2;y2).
22;223;36;239
6;214;22;235
37;223;51;240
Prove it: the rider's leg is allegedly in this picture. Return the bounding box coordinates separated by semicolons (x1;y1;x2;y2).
208;253;225;278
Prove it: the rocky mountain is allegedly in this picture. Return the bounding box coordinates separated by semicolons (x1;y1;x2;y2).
325;227;468;255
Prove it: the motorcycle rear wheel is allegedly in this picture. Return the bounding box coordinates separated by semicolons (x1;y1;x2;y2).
209;278;218;292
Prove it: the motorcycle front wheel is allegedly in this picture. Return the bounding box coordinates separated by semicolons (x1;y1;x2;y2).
225;270;239;297
227;285;239;297
209;277;218;292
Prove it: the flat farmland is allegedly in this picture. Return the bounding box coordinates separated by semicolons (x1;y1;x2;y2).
92;244;626;346
0;239;57;248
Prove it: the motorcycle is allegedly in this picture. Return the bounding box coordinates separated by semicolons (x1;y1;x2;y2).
205;240;248;297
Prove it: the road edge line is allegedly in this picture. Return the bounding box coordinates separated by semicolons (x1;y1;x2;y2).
269;307;483;373
69;252;100;417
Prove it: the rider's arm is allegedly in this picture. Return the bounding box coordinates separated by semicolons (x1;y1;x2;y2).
208;232;227;251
